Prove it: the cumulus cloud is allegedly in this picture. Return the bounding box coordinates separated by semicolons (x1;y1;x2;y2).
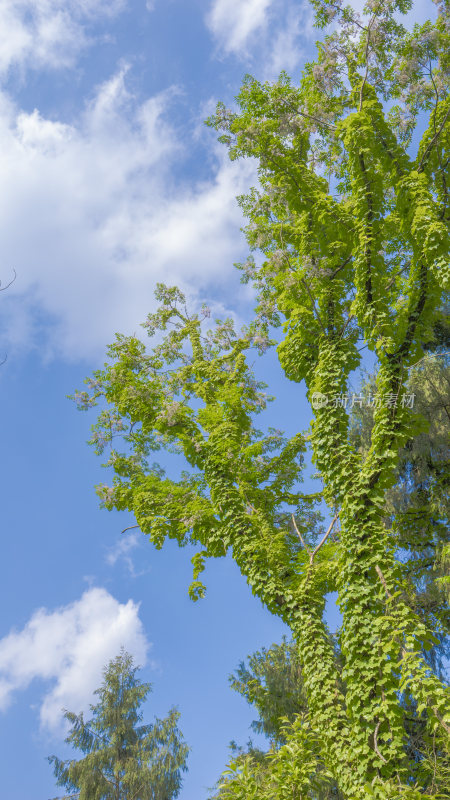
0;0;126;78
0;587;149;733
206;0;273;54
0;67;256;360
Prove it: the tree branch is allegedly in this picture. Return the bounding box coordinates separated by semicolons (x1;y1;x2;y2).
330;253;352;280
297;108;337;131
0;268;17;291
417;105;450;173
357;152;374;309
310;513;339;565
373;720;387;763
291;513;311;554
279;224;328;335
121;525;140;534
375;564;392;598
358;17;374;112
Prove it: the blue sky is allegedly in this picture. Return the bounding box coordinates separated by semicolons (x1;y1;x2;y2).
0;1;435;799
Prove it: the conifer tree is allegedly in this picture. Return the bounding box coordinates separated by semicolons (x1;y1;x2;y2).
48;650;188;800
75;0;449;796
209;638;343;799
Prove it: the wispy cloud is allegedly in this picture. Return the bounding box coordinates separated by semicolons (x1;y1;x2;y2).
263;3;313;79
205;0;313;77
0;0;125;78
105;530;150;577
0;588;150;733
206;0;273;55
106;531;140;567
0;66;256;360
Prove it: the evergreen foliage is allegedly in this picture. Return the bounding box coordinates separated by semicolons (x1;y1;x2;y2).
210;638;344;799
74;1;449;796
48;650;188;800
229;637;308;746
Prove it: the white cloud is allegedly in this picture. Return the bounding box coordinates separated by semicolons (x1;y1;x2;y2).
267;19;302;77
0;68;256;360
263;3;314;79
206;0;273;54
205;0;316;77
0;587;149;732
106;531;140;568
105;530;150;577
0;0;126;78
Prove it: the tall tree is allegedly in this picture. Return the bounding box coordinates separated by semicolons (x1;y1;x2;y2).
75;0;449;796
48;650;189;800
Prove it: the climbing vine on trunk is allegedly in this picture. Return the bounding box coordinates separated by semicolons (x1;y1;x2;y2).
75;1;449;797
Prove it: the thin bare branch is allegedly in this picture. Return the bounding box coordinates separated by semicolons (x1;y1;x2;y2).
430;707;450;736
373;720;387;763
417;105;450;172
310;513;339;565
326;0;368;32
385;261;411;292
129;781;148;800
279;225;328;335
291;513;311;554
277;95;338;132
408;351;450;372
301;277;328;334
0;268;17;291
375;564;392;598
121;525;140;534
330;253;352;280
359;16;375;112
297;108;337;131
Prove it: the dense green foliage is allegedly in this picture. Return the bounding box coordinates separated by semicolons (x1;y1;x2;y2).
349;323;450;677
48;651;188;800
75;0;449;796
211;337;449;797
